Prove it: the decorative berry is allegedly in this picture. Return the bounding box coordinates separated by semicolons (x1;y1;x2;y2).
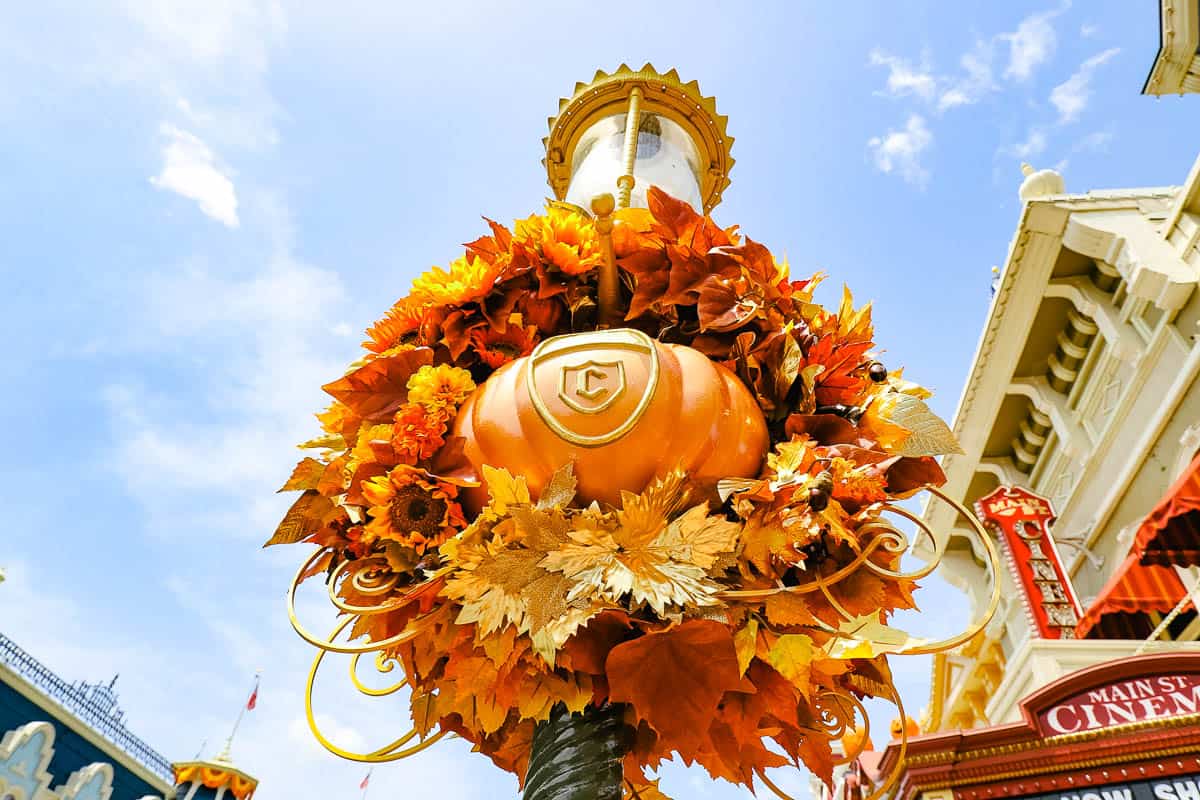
868;361;888;382
808;487;829;512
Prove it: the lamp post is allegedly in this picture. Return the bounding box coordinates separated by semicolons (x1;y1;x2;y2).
276;62;998;800
523;64;735;800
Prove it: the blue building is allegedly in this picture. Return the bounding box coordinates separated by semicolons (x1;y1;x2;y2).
0;632;259;800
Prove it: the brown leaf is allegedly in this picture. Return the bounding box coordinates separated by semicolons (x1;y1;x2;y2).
278;457;326;492
264;490;337;546
784;414;864;446
606;620;744;753
322;348;434;422
885;456;947;495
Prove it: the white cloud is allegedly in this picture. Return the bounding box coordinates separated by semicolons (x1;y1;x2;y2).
1080;23;1099;38
869;50;937;101
1002;3;1070;81
1002;128;1048;160
1074;129;1114;152
938;39;997;110
868;114;933;187
150;123;240;227
103;213;353;537
1050;48;1120;123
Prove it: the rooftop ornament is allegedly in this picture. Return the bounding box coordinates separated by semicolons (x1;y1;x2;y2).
270;64;1000;800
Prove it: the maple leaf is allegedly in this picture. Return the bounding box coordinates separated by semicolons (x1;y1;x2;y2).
606;620;744;753
520;570;575;636
322;347;434;422
482;464;531;514
516;671;592;721
541;502;740;616
450;549;542;636
739;513;792;574
765;634;815;696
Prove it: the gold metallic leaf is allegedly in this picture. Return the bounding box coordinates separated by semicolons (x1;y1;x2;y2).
264;490;336;546
880;393;963;457
537;462;578;510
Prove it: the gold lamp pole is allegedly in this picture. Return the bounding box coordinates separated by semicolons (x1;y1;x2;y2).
542;64;735;327
616;86;643;209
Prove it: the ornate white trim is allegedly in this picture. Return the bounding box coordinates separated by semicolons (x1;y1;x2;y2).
56;763;112;800
0;722;56;800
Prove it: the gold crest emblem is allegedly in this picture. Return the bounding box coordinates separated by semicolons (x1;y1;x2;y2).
525;329;660;447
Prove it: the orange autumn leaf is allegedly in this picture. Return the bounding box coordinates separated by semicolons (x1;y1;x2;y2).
323;347;434;422
606;620;744;752
263;490;341;547
625;777;673;800
278;457;327;493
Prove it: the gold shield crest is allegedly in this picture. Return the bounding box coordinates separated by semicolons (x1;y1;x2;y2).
525;329;660;447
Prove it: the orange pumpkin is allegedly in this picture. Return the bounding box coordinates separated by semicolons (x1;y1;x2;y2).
889;715;921;740
448;328;768;510
839;725;875;756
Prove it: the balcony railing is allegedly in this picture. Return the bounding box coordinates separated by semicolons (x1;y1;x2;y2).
0;631;173;782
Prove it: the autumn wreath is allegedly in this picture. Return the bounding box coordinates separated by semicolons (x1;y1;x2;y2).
273;188;969;797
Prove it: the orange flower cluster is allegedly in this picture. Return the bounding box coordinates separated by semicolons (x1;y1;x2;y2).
270;188;960;797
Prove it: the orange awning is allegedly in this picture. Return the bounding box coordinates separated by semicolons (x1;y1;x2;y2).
1134;452;1200;567
1075;552;1190;639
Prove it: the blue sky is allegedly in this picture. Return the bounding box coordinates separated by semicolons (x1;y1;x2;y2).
1;2;1197;799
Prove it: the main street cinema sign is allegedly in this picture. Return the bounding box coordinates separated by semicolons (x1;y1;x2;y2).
857;653;1200;800
1041;674;1200;734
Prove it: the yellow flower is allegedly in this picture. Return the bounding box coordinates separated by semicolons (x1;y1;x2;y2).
516;206;603;276
410;254;504;308
364;296;429;354
407;364;476;411
361;465;465;553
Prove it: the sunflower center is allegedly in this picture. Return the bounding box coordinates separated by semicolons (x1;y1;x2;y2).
389;486;446;537
488;341;522;358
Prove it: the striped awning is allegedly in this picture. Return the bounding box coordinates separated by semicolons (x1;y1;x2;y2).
1075;552;1190;639
1134;452;1200;567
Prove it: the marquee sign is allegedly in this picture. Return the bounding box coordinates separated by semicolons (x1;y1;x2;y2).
977;485;1082;639
1022;773;1200;800
860;653;1200;800
1039;673;1200;735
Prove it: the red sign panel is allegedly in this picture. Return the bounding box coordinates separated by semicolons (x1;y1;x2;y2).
977;486;1082;639
1039;673;1200;735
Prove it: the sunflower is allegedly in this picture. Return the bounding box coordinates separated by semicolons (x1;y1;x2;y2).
410;254;505;309
516;206;603;276
406;364;476;412
364;296;429;353
470;321;538;369
391;402;448;464
361;466;465;553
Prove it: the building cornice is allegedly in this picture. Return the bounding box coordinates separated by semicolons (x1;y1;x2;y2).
1144;0;1200;96
0;660;172;793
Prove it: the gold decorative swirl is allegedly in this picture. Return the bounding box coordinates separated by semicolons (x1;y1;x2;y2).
304;616;448;762
758;677;908;800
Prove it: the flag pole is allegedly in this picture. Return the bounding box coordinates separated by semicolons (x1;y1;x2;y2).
216;670;261;763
